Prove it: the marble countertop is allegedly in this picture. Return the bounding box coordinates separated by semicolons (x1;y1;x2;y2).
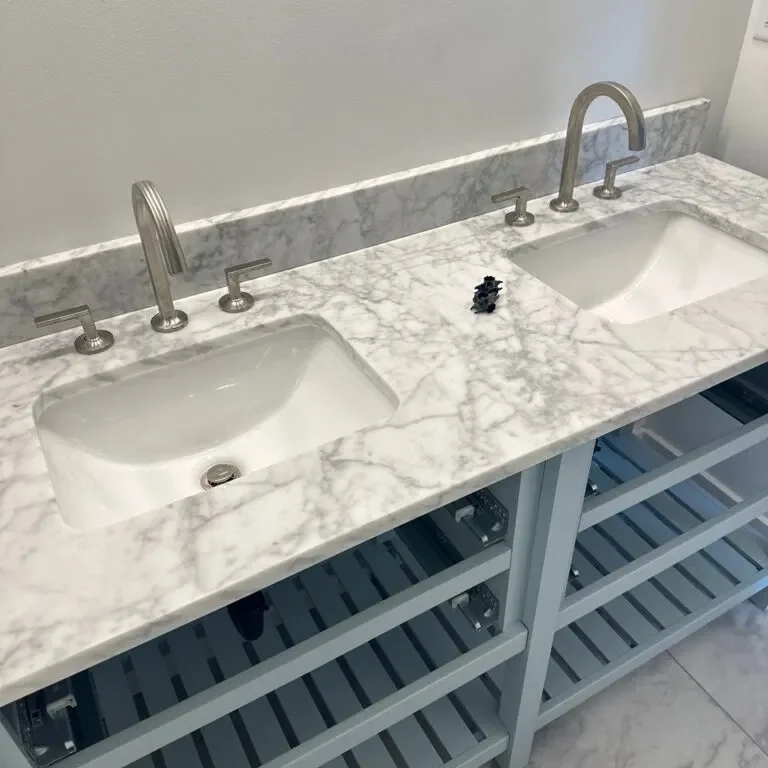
3;152;768;705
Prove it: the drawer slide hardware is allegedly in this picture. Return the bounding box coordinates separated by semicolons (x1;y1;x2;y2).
451;585;500;631
453;490;509;546
15;680;78;766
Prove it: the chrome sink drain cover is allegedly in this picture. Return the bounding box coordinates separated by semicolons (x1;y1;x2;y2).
201;463;242;490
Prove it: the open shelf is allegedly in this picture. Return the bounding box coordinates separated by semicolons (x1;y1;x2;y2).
15;528;519;768
539;434;768;727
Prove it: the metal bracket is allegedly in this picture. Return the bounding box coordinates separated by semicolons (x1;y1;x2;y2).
451;584;500;632
585;479;600;499
15;681;78;766
453;489;509;547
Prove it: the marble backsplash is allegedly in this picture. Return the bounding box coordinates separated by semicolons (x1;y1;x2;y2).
0;98;709;348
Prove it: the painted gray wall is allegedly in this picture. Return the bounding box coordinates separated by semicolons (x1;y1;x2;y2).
0;0;752;265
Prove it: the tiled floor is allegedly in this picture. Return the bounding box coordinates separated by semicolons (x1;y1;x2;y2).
527;600;768;768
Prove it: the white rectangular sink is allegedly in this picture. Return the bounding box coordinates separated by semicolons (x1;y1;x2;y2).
35;316;397;530
513;212;768;325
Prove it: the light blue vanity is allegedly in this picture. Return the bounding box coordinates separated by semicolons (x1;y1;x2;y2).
3;88;768;768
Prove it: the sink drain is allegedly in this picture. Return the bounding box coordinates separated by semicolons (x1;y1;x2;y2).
201;463;242;490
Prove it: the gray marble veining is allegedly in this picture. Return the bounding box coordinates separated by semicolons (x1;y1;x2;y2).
0;99;708;348
530;653;768;768
670;602;768;754
3;152;768;707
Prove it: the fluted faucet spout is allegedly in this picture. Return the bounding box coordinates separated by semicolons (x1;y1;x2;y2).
132;181;189;332
550;82;646;213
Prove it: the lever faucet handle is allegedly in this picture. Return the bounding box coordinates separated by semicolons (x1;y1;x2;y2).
594;155;639;200
490;186;535;227
218;258;273;313
34;304;115;355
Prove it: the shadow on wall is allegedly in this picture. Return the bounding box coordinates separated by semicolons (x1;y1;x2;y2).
717;0;768;179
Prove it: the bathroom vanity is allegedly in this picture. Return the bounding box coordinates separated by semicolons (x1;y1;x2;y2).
3;93;768;768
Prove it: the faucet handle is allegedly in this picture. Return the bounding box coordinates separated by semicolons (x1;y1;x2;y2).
218;258;273;313
34;304;115;355
594;156;639;200
491;186;535;227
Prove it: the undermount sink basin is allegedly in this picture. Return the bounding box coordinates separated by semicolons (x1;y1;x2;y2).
35;316;397;530
513;212;768;324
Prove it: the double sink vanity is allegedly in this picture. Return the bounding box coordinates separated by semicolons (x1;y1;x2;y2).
4;83;768;768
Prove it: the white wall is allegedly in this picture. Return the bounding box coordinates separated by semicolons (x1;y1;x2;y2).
717;0;768;178
0;0;752;266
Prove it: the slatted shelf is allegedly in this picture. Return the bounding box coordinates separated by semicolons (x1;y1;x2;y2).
32;528;515;768
580;412;768;531
538;435;768;727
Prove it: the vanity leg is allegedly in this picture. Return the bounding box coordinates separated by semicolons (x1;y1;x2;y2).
0;711;34;768
496;441;595;768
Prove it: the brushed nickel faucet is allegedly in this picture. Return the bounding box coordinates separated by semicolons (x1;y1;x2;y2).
490;186;535;227
132;180;188;332
34;304;114;354
218;259;273;313
594;155;640;200
550;82;647;213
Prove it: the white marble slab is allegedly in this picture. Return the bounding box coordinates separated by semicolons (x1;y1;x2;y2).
530;653;768;768
670;602;768;753
0;99;708;348
3;153;768;706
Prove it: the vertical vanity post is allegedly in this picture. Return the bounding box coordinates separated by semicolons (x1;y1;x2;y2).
496;441;595;768
0;711;34;768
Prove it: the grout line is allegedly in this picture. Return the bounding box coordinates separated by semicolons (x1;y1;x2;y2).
666;650;768;760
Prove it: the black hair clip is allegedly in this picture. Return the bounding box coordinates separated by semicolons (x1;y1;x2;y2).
471;276;503;313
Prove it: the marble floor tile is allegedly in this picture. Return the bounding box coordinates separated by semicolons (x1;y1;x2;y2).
670;601;768;753
527;652;768;768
